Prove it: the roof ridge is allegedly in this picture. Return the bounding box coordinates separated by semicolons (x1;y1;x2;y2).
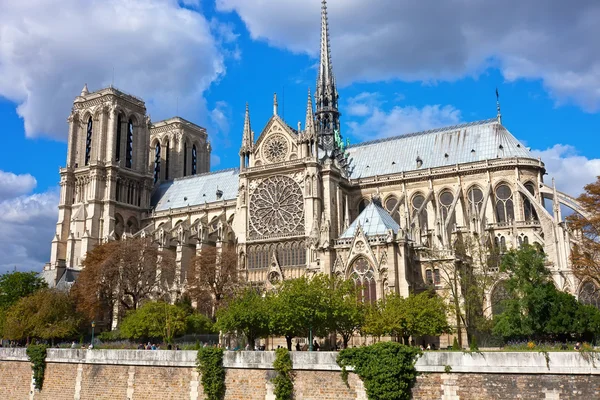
167;168;239;183
347;118;498;149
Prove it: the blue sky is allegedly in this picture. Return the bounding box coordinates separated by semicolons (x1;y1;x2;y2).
0;0;599;272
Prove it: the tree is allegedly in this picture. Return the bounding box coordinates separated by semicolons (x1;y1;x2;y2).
364;292;450;345
327;277;365;349
569;176;600;288
269;276;330;350
120;301;187;343
0;271;47;310
187;246;240;319
71;237;176;327
216;288;270;347
3;289;81;343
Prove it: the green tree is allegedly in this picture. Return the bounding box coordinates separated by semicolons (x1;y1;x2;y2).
186;313;216;335
269;276;329;350
327;277;365;349
3;289;80;343
0;271;47;310
216;288;270;347
120;301;187;343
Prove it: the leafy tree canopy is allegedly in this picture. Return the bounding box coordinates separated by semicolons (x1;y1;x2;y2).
120;301;187;343
0;271;47;310
216;288;270;347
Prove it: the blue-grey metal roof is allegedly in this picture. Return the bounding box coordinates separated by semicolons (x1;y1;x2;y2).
340;201;400;239
346;119;533;178
152;168;239;211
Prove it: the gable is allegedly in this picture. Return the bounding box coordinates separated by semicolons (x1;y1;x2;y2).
252;116;299;166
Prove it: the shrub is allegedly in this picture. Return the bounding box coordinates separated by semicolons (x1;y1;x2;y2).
26;344;48;391
469;336;479;352
337;342;422;400
452;337;460;351
272;348;294;400
196;347;225;400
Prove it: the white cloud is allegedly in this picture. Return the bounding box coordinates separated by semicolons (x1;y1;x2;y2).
345;92;462;140
217;0;600;111
531;145;600;197
0;171;37;201
0;0;230;140
0;185;58;274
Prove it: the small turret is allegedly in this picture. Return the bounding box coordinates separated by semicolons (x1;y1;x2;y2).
80;83;89;96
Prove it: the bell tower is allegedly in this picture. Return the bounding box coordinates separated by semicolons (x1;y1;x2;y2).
47;85;153;279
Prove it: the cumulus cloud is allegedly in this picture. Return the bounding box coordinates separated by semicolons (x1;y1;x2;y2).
0;171;37;201
0;0;230;140
0;169;58;273
217;0;600;111
345;92;462;140
531;145;600;197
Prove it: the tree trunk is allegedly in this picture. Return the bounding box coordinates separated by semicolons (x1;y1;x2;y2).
285;335;292;351
403;336;410;346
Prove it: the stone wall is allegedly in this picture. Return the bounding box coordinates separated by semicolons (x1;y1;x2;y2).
1;348;599;399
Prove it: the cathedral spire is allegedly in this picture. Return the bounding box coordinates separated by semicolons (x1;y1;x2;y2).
496;87;502;124
315;0;342;156
305;88;315;135
241;103;252;153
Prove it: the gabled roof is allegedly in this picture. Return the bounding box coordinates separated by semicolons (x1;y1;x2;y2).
340;201;400;239
346;119;533;178
152;168;239;211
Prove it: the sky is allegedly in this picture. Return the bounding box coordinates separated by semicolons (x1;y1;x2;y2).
0;0;599;273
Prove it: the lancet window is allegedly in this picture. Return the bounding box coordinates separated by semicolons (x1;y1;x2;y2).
467;186;484;218
384;195;401;224
247;241;306;270
412;193;428;230
154;143;161;184
495;184;514;223
165;141;170;181
522;182;539;221
350;257;377;305
192;145;197;175
579;281;600;310
439;190;454;222
126;119;133;168
184;142;188;176
115;114;122;162
85;117;93;166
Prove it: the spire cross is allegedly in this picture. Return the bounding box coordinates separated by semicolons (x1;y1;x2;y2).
496;87;502;124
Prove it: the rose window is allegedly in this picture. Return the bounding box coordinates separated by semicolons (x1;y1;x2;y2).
250;175;304;237
263;134;289;163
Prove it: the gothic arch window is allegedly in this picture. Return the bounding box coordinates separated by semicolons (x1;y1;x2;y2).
126;119;134;168
384;195;401;224
425;269;433;285
114;213;125;240
579;281;600;310
126;217;139;234
467;186;484;218
522;182;539;221
495;183;514;223
183;142;188;176
358;198;370;214
115;114;122;162
491;280;512;316
439;190;454;222
192;144;198;175
153;142;161;184
165;141;170;181
85;117;93;166
350;257;377;305
412;193;427;230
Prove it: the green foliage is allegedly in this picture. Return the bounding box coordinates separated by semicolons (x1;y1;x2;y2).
216;288;270;347
269;276;330;349
452;337;460;351
469;335;479;352
363;292;451;344
120;301;187;343
326;277;365;348
337;342;422;400
186;313;216;334
272;347;294;400
4;289;80;341
444;365;452;373
196;347;225;400
493;245;600;342
0;271;47;311
97;329;123;342
26;344;48;391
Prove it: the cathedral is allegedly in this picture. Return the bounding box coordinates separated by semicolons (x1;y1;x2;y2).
44;1;587;315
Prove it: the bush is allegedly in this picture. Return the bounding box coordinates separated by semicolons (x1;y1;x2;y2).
26;344;48;391
452;337;460;351
272;348;294;400
196;347;225;400
469;336;479;352
337;342;422;400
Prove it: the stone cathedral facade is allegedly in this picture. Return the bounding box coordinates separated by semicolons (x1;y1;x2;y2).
45;1;588;313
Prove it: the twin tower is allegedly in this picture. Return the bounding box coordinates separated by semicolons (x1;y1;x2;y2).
47;85;211;275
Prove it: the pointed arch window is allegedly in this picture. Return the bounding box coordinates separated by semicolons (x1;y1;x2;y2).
467;186;484;218
192;145;197;175
85;117;93;165
358;198;370;214
153;143;161;184
384;196;401;224
184;142;188;176
439;190;454;222
522;182;539;221
126;119;134;168
495;184;514;223
350;257;377;305
115;114;122;162
165;141;170;181
412;193;428;230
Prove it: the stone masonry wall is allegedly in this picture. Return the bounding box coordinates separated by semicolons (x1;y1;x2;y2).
1;349;600;399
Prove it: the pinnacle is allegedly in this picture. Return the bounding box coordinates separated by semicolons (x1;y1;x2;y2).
81;83;89;96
